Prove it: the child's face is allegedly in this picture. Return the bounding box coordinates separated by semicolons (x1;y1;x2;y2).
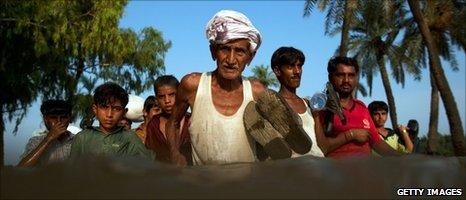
144;106;161;121
43;113;71;130
118;118;132;130
92;100;127;133
371;109;388;128
156;85;177;114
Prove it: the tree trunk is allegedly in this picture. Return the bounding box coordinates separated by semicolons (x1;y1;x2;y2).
339;0;355;57
1;107;4;167
408;0;466;156
426;71;439;155
377;57;398;130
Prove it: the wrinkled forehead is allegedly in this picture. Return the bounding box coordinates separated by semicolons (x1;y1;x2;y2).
216;38;251;49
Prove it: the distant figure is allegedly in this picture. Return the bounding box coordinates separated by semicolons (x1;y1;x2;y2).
406;119;420;153
134;95;161;144
79;111;95;130
145;75;192;165
18;100;73;167
70;82;153;160
368;101;413;154
323;57;401;158
166;10;267;165
118;117;132;130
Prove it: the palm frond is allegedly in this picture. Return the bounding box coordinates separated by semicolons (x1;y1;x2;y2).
303;0;319;17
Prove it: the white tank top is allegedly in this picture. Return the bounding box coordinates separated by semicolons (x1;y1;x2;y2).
291;100;325;158
189;72;256;165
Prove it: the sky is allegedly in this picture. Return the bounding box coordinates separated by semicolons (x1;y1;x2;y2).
4;1;465;165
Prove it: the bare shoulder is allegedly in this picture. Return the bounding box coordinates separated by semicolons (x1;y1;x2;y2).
248;79;267;100
179;72;202;92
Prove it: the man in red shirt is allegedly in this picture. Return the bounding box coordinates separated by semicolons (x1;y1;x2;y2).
323;57;400;158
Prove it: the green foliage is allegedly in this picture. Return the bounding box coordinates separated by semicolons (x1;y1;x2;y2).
348;0;421;96
0;0;171;132
248;65;279;88
417;133;460;156
401;0;465;71
304;0;347;35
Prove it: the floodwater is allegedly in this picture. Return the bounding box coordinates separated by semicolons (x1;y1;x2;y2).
2;155;465;199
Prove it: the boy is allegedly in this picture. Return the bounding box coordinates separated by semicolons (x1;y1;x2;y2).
368;101;413;154
145;75;192;164
70;82;152;160
18;100;73;167
135;95;161;143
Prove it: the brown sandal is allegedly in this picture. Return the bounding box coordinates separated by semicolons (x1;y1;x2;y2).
255;90;312;154
244;101;292;159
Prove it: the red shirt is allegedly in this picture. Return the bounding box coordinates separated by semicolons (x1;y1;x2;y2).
326;99;382;158
145;113;192;165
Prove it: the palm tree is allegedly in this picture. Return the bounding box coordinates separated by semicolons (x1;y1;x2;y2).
249;64;279;88
304;0;371;98
349;0;421;130
407;0;465;156
304;0;358;56
401;0;464;154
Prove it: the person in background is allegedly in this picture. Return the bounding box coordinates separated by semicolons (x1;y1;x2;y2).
118;117;132;130
134;95;161;144
368;101;413;154
18;100;74;167
406;119;420;153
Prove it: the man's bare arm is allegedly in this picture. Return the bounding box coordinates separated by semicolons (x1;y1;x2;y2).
398;125;414;153
372;140;402;156
166;73;200;165
312;111;345;155
249;79;267;101
312;111;370;155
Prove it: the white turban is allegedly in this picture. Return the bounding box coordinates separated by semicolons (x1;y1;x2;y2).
206;10;262;52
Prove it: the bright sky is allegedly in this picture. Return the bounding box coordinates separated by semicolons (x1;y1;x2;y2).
4;1;465;165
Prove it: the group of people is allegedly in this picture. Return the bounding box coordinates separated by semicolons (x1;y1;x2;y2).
18;10;417;168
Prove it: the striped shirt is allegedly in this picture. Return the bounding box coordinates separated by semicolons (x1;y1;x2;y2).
21;133;73;166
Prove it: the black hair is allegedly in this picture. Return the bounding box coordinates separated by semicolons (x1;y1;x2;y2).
407;119;419;137
143;95;158;112
40;100;72;116
271;47;305;70
327;56;360;75
368;101;389;114
93;82;129;107
153;75;180;94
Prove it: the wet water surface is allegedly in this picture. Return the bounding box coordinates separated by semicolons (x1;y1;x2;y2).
2;155;465;199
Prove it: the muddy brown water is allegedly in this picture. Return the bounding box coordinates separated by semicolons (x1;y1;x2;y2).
2;155;465;199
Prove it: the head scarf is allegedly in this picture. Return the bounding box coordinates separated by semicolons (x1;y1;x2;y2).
206;10;262;53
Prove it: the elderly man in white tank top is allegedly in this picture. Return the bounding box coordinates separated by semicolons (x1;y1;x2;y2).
165;10;267;165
